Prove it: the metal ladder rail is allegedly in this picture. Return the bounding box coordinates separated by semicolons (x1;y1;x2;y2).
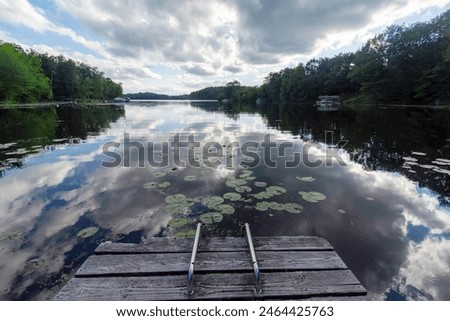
245;223;262;294
186;223;202;296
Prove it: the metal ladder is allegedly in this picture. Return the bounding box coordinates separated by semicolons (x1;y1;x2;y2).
186;223;262;297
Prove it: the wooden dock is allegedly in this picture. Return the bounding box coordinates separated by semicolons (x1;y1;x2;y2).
55;234;366;300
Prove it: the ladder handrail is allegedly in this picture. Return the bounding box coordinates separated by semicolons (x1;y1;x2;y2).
245;223;262;294
186;223;202;296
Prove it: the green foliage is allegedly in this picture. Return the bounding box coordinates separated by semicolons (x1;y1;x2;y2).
0;43;52;103
260;10;450;105
37;52;123;101
0;41;123;103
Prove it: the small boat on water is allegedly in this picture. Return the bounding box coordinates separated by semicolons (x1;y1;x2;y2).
316;95;341;111
113;97;131;103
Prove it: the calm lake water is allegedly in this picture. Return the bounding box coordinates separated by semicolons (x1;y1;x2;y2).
0;101;449;300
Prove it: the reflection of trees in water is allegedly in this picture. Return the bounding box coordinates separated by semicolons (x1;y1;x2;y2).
217;102;450;204
56;105;125;138
0;105;125;163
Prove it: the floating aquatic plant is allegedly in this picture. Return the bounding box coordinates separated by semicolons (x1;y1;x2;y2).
338;209;346;214
239;165;250;170
200;212;224;224
269;202;285;211
175;229;197;237
298;191;326;203
0;230;21;241
163;167;180;173
284;203;303;214
169;218;189;228
165;193;187;204
204;196;224;207
365;197;374;201
184;175;197;181
158;182;171;188
235;186;252;193
143;182;158;189
77;227;99;238
266;186;287;196
244;176;256;181
296;176;315;182
153;172;167;178
164;203;187;215
255;202;270;211
252;191;270;200
223;192;241;201
254;182;268;188
213;204;235;215
225;178;247;188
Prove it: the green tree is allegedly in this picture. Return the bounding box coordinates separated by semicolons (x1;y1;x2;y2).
0;43;51;103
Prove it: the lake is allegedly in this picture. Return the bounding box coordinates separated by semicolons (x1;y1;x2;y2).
0;101;449;300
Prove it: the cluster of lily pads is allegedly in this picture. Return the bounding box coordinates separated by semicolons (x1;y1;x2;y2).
143;164;332;237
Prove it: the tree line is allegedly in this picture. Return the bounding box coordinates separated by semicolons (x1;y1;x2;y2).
0;41;123;103
259;9;450;105
180;10;450;106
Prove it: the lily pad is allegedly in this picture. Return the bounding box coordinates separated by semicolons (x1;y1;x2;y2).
298;191;326;203
204;196;224;207
254;182;268;188
235;186;252;193
77;227;99;238
338;209;346;214
225;178;247;188
200;212;224;224
267;186;287;196
255;202;270;211
252;191;270;200
175;229;197;238
165;193;187;204
223;192;241;201
143;182;158;189
269;202;285;211
164;203;187;215
284;203;303;214
0;231;21;241
169;218;189;228
153;172;167;178
184;175;197;181
296;176;315;182
158;182;171;188
213;204;235;215
365;197;375;201
163;167;180;173
244;176;256;181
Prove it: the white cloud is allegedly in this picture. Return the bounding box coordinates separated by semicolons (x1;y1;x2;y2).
0;0;103;53
1;0;450;93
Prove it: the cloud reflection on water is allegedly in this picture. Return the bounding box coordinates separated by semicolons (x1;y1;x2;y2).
0;102;448;300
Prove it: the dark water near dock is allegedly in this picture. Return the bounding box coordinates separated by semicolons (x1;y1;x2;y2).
0;102;449;300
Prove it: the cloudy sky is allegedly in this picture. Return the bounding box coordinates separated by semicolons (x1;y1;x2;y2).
0;0;449;95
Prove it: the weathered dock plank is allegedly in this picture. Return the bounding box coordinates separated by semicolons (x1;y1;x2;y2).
56;236;366;301
76;251;346;277
56;270;365;301
95;236;333;254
